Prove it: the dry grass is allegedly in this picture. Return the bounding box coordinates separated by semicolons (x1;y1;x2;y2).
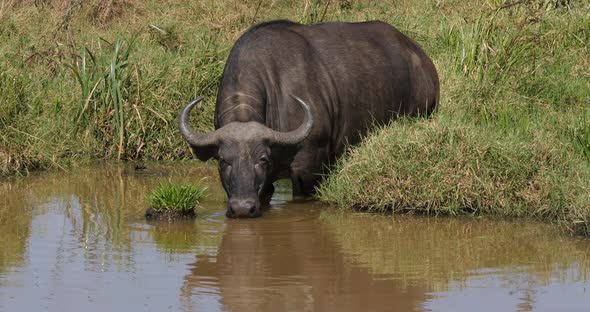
88;0;138;26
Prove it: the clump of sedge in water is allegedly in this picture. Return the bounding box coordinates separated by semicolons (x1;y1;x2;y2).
145;183;206;221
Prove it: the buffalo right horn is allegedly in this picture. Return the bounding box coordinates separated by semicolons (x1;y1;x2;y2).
178;96;219;147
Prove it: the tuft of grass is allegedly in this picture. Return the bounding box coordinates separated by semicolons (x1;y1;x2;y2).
147;183;206;212
451;13;534;87
89;0;135;27
148;24;183;51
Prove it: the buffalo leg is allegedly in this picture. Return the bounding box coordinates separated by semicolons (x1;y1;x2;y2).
290;146;328;199
259;183;275;207
291;174;320;199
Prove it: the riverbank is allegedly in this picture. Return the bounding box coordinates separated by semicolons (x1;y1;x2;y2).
1;0;230;174
2;1;588;234
316;1;590;236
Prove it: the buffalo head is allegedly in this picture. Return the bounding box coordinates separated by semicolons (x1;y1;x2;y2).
179;95;314;218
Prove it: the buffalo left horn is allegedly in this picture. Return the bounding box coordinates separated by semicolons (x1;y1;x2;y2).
268;95;314;145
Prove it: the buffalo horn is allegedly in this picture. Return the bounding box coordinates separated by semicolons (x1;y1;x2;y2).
269;95;314;145
178;96;219;147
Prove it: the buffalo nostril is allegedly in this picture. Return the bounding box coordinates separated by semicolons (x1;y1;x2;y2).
227;199;258;217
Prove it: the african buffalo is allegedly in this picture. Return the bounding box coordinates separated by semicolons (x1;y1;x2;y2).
179;20;439;218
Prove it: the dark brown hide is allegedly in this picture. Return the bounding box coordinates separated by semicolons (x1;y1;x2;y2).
179;20;439;217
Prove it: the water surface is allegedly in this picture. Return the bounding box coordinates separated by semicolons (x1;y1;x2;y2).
1;163;589;311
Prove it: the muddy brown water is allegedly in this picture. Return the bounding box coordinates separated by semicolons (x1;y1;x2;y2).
1;163;589;312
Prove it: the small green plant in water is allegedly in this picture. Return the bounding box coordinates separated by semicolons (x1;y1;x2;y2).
147;183;206;212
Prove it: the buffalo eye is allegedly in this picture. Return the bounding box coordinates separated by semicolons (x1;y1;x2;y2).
256;155;270;169
219;158;231;168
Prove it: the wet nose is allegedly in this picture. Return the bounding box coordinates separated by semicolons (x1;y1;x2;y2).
227;199;260;218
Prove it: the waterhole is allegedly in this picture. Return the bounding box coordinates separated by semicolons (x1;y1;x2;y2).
1;163;589;311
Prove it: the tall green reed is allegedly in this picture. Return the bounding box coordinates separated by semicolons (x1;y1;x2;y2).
67;37;135;159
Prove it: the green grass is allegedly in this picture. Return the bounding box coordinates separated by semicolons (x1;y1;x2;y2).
147;183;206;212
316;1;590;236
1;1;589;234
0;0;227;175
318;120;590;235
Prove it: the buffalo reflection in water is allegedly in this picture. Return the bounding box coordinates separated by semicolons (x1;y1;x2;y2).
180;209;427;312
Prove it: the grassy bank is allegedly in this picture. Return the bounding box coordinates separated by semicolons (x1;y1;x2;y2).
1;0;233;174
316;1;590;235
1;2;589;233
0;0;395;175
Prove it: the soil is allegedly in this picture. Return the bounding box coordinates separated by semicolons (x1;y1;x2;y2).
145;208;196;221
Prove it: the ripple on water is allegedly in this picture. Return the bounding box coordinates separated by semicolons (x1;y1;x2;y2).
0;163;589;312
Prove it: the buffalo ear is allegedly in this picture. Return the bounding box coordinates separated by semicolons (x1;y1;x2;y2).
190;145;217;161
